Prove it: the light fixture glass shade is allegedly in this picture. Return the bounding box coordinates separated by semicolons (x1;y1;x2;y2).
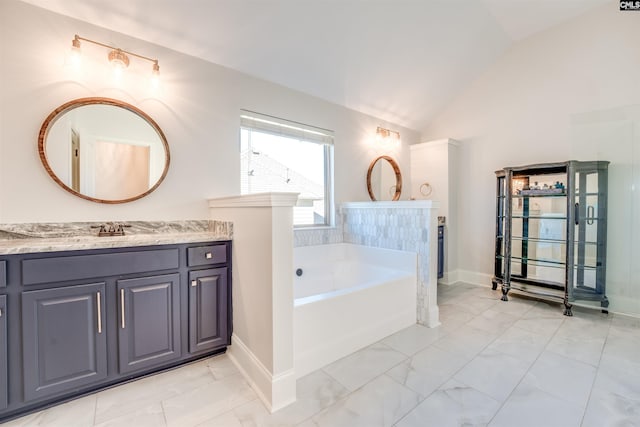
376;126;400;144
70;37;82;66
150;61;160;88
108;49;130;69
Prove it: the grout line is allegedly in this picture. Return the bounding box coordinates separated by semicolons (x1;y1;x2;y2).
480;301;566;425
160;399;169;427
91;394;98;427
579;312;614;426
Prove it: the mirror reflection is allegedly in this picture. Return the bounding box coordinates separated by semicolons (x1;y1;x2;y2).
39;98;169;203
366;155;402;201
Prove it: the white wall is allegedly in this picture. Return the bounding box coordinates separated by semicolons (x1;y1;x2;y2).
421;3;640;315
410;139;459;281
0;0;418;224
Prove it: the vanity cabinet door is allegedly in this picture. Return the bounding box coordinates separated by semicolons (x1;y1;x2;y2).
188;268;228;353
22;283;107;402
0;295;7;410
117;274;181;374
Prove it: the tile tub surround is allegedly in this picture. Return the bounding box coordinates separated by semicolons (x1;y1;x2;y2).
342;201;440;327
5;283;638;427
293;212;344;247
0;220;233;254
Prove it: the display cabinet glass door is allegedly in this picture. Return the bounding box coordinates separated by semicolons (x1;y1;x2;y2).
509;172;567;289
493;172;506;289
568;162;608;307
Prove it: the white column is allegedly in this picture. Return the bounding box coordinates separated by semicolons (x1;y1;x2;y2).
208;192;298;412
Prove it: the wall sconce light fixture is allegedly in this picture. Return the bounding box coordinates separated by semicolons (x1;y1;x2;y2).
71;34;160;82
376;126;400;144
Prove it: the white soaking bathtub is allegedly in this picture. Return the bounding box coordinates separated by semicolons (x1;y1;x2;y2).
293;243;417;378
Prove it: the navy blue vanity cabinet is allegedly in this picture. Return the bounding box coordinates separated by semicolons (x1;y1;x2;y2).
437;225;444;279
0;261;6;288
0;240;232;422
117;274;181;374
189;267;228;353
0;295;7;411
22;282;108;401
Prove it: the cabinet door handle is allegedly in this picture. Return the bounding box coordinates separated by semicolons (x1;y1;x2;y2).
205;252;213;259
191;280;198;287
96;291;102;334
574;203;580;225
120;288;126;329
587;205;595;225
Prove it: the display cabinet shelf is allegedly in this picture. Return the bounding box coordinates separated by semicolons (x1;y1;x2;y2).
492;160;609;316
511;237;567;244
510;215;568;220
512;193;567;198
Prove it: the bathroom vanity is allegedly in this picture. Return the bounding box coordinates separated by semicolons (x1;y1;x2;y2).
0;226;232;421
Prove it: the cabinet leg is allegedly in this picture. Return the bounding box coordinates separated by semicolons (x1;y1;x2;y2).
563;300;573;316
500;284;509;302
491;279;498;291
601;298;609;314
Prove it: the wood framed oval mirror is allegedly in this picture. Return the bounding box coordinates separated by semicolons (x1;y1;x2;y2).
38;97;170;204
366;155;402;201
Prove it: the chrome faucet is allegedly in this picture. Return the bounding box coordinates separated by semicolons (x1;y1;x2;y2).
91;222;131;237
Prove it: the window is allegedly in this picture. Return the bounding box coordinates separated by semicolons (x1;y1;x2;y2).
240;110;334;226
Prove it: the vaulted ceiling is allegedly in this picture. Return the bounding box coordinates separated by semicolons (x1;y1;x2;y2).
20;0;610;131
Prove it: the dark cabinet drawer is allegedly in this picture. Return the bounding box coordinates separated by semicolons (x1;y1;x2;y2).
22;249;179;286
187;245;227;267
0;261;5;288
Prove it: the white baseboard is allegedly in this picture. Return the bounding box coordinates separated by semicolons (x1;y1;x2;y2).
227;334;296;413
438;269;494;288
455;270;493;287
438;269;459;285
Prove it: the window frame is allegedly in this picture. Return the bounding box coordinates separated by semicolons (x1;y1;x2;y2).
239;110;334;228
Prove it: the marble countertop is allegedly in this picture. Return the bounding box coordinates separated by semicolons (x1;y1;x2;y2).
0;220;233;255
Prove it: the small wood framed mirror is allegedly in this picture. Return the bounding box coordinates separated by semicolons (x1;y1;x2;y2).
366;155;402;201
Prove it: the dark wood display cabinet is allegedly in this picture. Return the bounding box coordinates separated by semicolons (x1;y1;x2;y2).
0;240;232;422
493;161;609;316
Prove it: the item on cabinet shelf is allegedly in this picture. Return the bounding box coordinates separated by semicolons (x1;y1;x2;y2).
492;161;609;316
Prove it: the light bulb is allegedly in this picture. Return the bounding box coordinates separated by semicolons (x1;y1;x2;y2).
69;37;82;67
150;61;160;89
108;49;129;71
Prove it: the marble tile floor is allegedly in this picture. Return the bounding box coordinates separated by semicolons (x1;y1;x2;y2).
4;282;639;426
